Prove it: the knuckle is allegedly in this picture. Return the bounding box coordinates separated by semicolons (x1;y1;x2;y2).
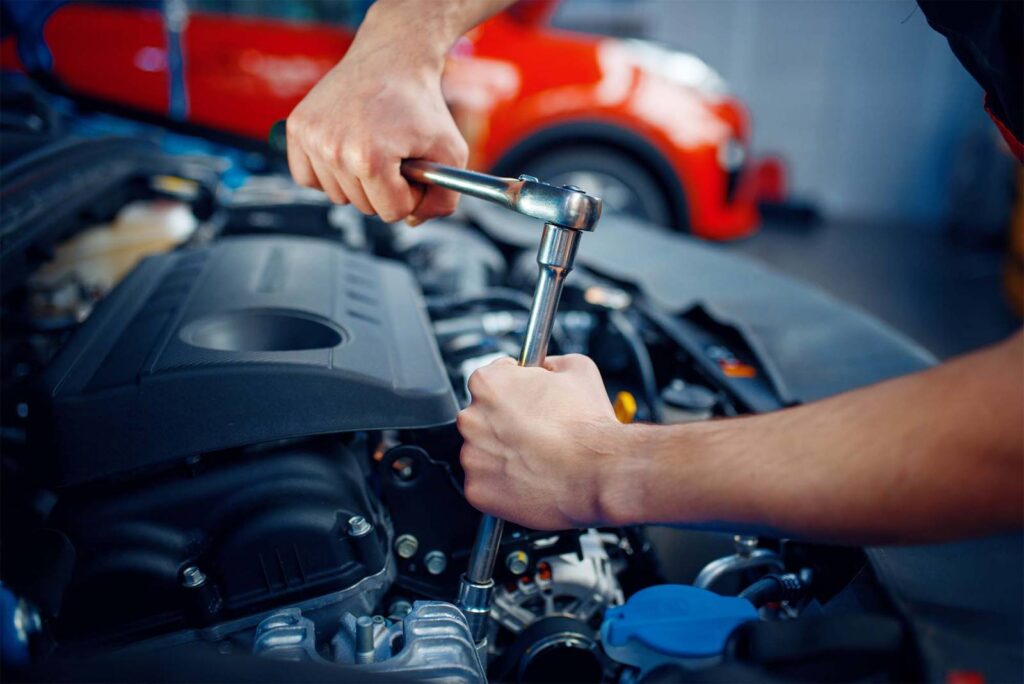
344;142;378;176
467;369;488;396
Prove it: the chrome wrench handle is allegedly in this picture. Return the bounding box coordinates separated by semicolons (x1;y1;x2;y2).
400;160;601;232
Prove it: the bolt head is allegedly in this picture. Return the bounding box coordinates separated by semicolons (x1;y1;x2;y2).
505;550;530;575
388;599;413;618
348;515;373;537
733;535;758;556
423;550;447;575
181;565;207;588
395;534;419;559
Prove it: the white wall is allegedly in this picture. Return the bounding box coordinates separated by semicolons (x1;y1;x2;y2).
555;0;992;225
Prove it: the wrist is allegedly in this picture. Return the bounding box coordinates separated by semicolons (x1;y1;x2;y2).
596;423;654;526
355;0;459;73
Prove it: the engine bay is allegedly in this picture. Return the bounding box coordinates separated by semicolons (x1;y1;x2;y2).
1;136;933;682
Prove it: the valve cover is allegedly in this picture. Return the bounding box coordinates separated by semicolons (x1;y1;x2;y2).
40;236;458;486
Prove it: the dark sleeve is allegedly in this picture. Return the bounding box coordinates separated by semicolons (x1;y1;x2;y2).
918;1;1023;148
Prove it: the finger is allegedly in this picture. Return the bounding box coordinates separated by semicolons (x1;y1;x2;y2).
456;408;502;451
543;354;594;373
362;160;422;223
335;170;374;216
407;186;460;225
309;156;348;204
287;144;320;190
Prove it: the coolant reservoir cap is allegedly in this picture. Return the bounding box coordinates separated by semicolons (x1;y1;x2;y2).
600;585;757;666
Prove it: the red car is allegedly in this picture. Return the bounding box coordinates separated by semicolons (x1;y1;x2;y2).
1;0;760;239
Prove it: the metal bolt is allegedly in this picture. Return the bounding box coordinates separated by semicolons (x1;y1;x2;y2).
424;550;447;575
181;566;207;588
355;615;375;664
734;534;758;557
388;599;413;618
394;534;419;559
348;516;372;537
505;550;530;575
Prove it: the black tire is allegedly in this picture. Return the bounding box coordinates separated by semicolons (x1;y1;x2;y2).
522;145;681;229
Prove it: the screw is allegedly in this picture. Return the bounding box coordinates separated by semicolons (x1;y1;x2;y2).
423;550;447;575
391;456;416;481
394;534;419;559
181;566;207;588
388;599;413;618
348;516;373;537
734;535;758;557
505;550;530;575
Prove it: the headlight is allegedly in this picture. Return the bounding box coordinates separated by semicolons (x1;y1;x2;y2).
717;138;747;171
621;39;729;97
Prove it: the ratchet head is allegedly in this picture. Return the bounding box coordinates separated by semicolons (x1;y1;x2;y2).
399;160;601;232
509;175;602;232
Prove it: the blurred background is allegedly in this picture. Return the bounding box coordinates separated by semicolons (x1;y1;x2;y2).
1;0;1020;357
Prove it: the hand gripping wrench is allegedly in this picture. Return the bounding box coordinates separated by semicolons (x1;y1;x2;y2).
267;123;602;643
400;161;601;644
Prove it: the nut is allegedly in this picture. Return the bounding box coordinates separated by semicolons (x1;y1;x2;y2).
394;534;419;559
424;550;447;575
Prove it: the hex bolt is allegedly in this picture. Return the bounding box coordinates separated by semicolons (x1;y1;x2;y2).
394;534;419;559
388;599;413;618
348;515;373;538
180;566;207;588
505;550;530;576
424;550;447;575
733;534;758;557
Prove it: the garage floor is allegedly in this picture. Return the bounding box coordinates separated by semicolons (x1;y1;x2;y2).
727;218;1021;359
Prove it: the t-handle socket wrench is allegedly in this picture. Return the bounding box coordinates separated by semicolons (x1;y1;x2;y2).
402;160;601;644
268;122;601;641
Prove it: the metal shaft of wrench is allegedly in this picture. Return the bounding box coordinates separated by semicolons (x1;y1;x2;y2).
397;161;601;645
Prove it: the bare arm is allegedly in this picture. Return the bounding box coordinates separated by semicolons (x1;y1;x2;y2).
459;332;1023;544
286;0;516;224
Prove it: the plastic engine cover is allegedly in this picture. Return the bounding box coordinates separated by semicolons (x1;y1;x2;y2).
40;236;458;486
600;585;757;672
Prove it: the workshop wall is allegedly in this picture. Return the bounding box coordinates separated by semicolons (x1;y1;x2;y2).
556;0;997;226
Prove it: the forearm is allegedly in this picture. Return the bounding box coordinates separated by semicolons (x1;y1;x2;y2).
348;0;516;71
605;331;1024;544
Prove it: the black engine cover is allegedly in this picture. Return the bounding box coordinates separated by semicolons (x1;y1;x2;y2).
39;236;458;486
50;444;388;643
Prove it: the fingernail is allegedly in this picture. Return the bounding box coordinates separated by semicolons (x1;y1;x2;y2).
405;217;422;227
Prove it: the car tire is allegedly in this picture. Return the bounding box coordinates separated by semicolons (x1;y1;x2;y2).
521;146;683;230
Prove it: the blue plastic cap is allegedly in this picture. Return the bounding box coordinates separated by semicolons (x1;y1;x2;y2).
601;584;757;660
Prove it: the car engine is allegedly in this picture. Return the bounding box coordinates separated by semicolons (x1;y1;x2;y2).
0;136;925;682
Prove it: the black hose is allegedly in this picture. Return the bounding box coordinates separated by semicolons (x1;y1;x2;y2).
739;573;805;608
608;310;664;423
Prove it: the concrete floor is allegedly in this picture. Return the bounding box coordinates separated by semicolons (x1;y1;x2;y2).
726;218;1020;359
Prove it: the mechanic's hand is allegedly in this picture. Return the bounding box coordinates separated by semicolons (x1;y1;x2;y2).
286;43;468;225
457;354;628;530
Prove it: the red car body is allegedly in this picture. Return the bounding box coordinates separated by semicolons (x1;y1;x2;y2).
2;0;760;239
